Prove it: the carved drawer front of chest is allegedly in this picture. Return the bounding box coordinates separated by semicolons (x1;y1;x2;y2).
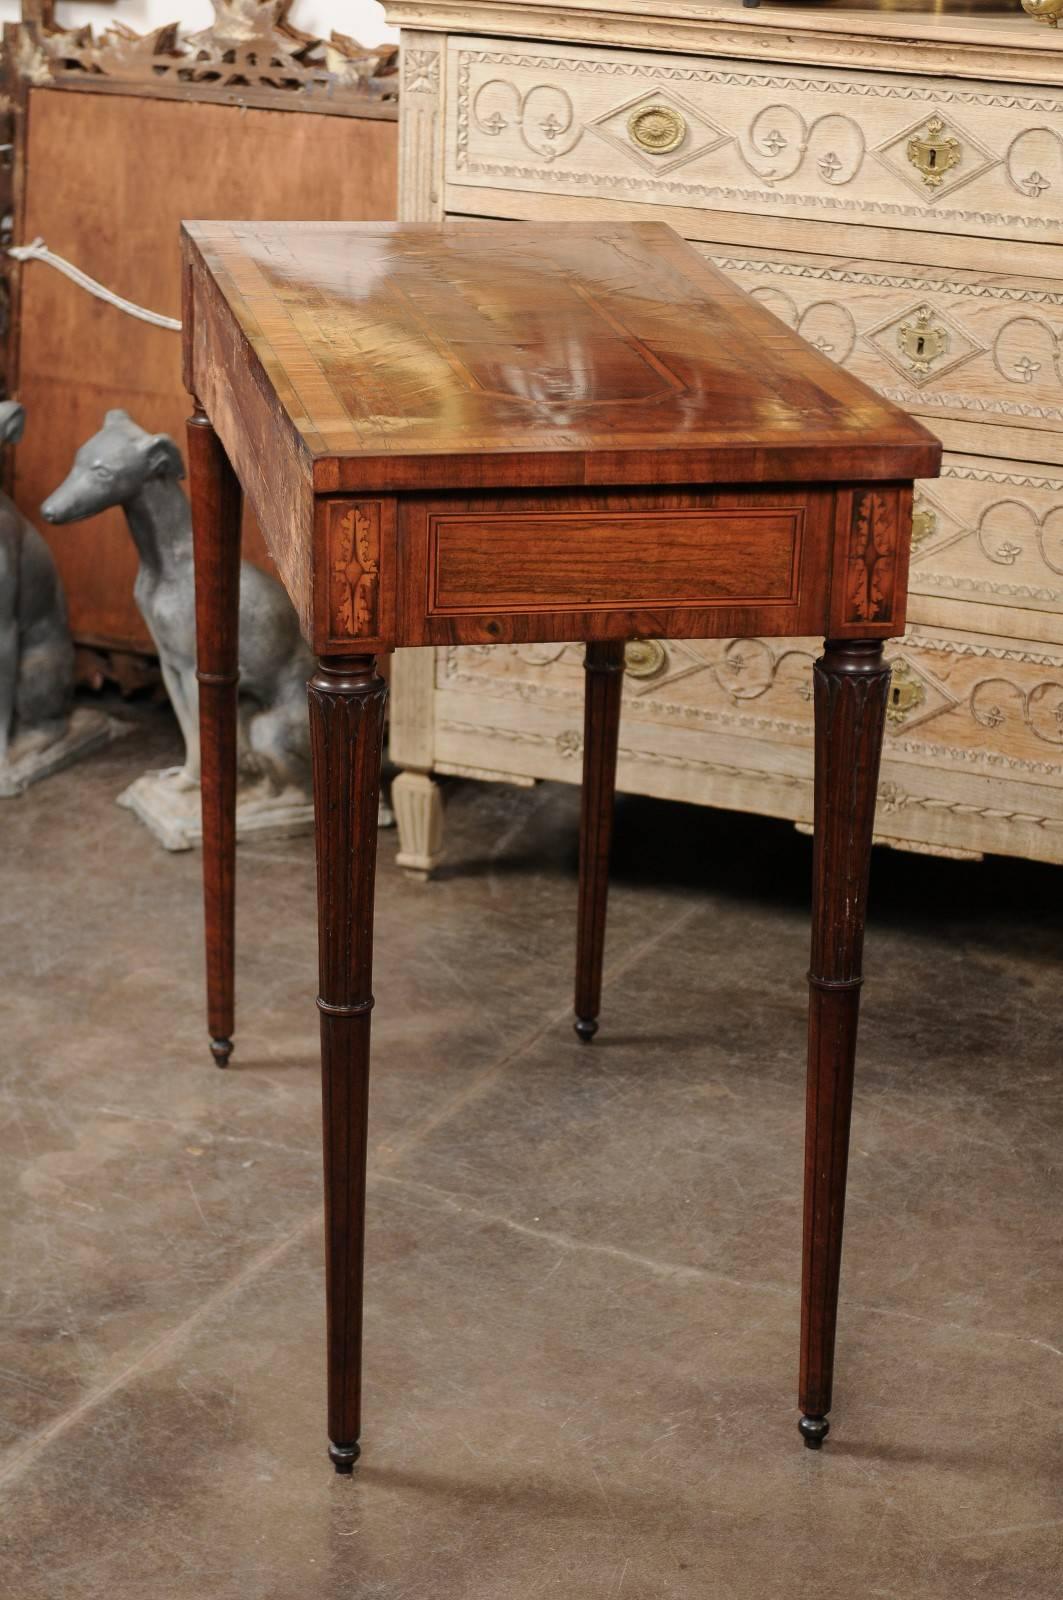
430;626;1063;863
700;247;1063;464
909;454;1063;644
445;37;1063;249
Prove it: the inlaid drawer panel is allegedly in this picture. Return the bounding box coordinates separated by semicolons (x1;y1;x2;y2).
699;247;1063;453
445;36;1063;249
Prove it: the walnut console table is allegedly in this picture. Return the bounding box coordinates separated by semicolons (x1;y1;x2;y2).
182;219;939;1468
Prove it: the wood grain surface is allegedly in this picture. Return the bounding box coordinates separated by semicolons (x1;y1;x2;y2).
182;219;939;495
18;89;396;651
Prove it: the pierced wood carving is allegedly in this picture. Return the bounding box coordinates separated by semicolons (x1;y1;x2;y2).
328;502;382;642
23;0;398;118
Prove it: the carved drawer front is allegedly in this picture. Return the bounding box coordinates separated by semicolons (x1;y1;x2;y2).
700;248;1063;458
445;37;1063;248
431;627;1063;862
909;453;1063;644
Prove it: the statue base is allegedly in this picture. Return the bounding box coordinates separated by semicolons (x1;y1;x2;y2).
0;707;122;797
116;767;396;852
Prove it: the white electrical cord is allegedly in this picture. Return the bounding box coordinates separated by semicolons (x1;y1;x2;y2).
8;237;182;332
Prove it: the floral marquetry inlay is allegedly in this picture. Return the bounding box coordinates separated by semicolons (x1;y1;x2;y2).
328;502;381;642
844;491;900;626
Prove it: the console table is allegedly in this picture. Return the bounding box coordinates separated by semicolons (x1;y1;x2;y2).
385;0;1063;872
182;218;938;1467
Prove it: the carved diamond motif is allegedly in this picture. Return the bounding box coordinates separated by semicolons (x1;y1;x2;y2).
589;90;731;176
873;113;1000;204
864;301;987;389
908;485;968;562
883;652;958;734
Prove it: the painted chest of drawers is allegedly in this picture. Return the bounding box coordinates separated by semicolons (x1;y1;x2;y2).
384;0;1063;869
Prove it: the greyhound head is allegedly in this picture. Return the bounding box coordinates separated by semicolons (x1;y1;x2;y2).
41;409;185;525
0;401;25;445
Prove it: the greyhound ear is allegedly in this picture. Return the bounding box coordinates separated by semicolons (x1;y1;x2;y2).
104;408;132;426
144;433;186;482
0;402;25;444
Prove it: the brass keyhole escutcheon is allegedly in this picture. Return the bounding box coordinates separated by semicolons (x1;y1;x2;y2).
906;115;962;190
627;105;687;155
897;306;950;377
886;660;927;726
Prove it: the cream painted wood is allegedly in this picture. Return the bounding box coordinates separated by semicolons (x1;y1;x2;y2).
391;27;450;864
387;0;1063;867
910;454;1063;642
698;247;1063;466
386;0;1063;87
391;770;445;876
443;182;1063;291
444;37;1063;250
426;624;1063;862
399;30;446;222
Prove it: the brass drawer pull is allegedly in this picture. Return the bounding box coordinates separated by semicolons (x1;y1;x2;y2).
624;639;667;678
627;104;686;155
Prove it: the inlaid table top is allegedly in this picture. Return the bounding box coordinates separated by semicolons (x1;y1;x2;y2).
181;220;938;493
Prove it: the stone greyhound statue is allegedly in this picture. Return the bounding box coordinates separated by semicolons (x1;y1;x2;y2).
0;400;75;773
42;410;315;796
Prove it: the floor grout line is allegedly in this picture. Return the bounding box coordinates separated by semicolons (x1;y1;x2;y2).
0;1209;321;1489
0;897;703;1485
374;1171;793;1301
375;1173;1063;1366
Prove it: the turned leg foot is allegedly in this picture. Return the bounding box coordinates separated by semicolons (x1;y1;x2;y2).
209;1036;233;1069
309;656;387;1469
574;641;625;1043
328;1440;362;1474
187;406;242;1069
800;639;890;1447
799;1415;830;1450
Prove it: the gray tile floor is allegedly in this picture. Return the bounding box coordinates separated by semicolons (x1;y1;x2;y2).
1;705;1061;1598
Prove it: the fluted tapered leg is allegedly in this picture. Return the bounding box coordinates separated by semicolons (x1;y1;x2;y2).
187;407;242;1069
800;638;890;1449
574;640;625;1043
308;655;388;1473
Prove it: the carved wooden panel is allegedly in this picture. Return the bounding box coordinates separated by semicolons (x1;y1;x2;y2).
25;0;399;118
910;453;1063;638
699;246;1063;456
444;37;1063;248
388;8;1063;868
428;623;1063;861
